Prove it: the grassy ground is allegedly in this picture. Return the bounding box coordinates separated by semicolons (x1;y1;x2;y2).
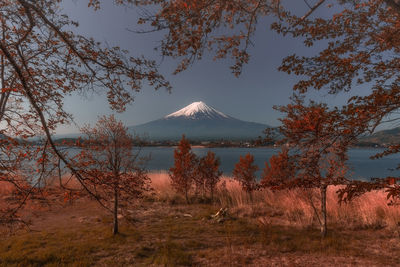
1;172;400;266
1;200;400;266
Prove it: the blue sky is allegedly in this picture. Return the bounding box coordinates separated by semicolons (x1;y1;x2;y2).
56;1;368;134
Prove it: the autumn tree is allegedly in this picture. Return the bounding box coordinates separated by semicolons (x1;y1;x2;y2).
195;151;222;201
260;148;295;189
0;137;51;227
169;135;198;203
233;153;259;195
0;0;169;225
72;115;150;235
262;97;360;237
272;0;400;202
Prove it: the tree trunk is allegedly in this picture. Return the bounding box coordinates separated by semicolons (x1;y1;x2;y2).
202;180;206;199
320;184;327;238
248;190;253;204
113;188;119;235
185;187;190;204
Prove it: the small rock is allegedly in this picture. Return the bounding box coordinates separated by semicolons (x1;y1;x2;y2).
78;216;88;223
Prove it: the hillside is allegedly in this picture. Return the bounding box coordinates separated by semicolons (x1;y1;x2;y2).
359;127;400;145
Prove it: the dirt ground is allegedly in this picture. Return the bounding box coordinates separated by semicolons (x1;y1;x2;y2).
1;195;400;266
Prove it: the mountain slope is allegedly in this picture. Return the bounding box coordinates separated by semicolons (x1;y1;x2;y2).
359;127;400;144
129;101;268;141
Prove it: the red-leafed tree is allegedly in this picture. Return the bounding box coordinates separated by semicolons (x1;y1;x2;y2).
260;148;295;189
271;1;400;204
0;137;53;228
195;151;222;201
169;135;198;203
0;1;169;226
264;97;359;237
72;115;150;235
233;153;259;194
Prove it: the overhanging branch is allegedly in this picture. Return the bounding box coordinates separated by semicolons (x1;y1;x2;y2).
385;0;400;15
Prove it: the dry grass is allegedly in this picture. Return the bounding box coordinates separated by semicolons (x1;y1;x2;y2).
44;174;84;190
0;181;15;195
149;171;400;231
148;171;175;201
1;171;400;266
2;200;396;266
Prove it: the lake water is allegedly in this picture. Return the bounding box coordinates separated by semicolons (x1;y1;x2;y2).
138;147;400;181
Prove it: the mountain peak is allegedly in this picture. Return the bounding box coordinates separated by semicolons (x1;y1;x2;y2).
165;101;229;119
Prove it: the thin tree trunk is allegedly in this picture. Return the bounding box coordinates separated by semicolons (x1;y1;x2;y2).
113;188;119;235
185;187;189;204
202;180;205;199
320;184;327;238
248;190;253;204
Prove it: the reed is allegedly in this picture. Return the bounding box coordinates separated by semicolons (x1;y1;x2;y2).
148;171;400;230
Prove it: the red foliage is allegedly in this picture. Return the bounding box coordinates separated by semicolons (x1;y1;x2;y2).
272;97;354;189
195;151;222;200
0;1;170;227
233;153;258;193
260;148;295;189
169;135;198;203
263;97;360;237
72;115;150;234
272;0;400;204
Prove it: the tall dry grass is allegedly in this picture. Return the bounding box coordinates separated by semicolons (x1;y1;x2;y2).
0;182;16;195
148;171;400;230
148;171;176;200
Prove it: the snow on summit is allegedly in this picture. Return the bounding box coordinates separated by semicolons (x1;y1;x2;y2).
165;101;229;119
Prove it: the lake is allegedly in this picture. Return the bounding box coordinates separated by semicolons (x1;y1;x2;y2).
138;147;400;181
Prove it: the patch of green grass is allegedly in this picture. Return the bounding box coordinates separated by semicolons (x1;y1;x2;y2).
0;225;142;267
259;225;357;255
152;239;193;266
0;233;95;267
135;245;156;259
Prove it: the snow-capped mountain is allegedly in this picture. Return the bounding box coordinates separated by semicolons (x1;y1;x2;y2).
165;101;229;120
129;101;269;141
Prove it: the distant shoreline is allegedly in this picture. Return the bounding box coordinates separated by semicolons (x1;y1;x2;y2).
36;137;388;149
